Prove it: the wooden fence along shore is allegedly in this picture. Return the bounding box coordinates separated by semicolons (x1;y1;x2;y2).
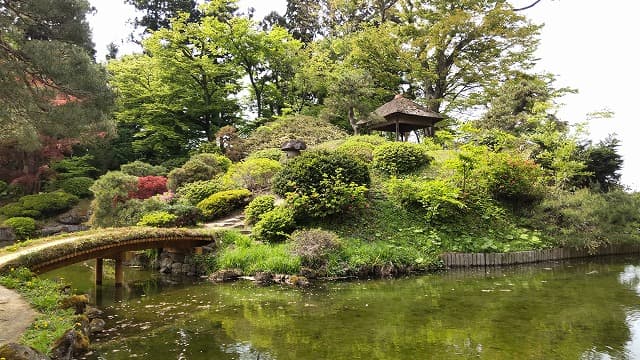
441;243;640;267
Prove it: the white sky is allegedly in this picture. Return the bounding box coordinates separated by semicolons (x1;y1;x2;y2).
88;0;640;190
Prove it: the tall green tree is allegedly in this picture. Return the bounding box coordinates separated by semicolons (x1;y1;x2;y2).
108;1;242;164
125;0;201;32
0;0;113;188
398;0;541;113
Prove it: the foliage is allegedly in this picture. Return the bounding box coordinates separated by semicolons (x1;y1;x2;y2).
176;180;225;205
0;191;79;219
50;155;99;180
273;150;370;196
0;180;6;194
386;178;465;223
579;136;624;192
290;229;342;269
252;206;297;243
246;148;283;162
125;0;201;32
2;217;37;240
372;142;432;175
110;197;167;227
487;155;544;204
107;3;241;163
59;177;94;198
0;0;113;190
244;195;276;225
287;174;368;219
197;189;252;220
164;201;201;227
336;141;376;163
241;115;348;153
130;176;168;200
216;242;301;275
120;161;168;177
166;153;231;191
88;171;139;227
0;268;76;354
222;158;283;193
137;211;179;228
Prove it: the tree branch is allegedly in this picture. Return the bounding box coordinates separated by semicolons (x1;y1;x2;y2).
513;0;543;11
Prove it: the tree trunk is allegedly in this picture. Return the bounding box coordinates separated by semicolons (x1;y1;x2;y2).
348;106;359;135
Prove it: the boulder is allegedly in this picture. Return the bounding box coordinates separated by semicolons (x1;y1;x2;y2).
0;343;50;360
89;318;106;334
209;269;242;282
57;209;87;225
59;295;89;315
253;272;274;286
84;306;103;320
50;329;89;360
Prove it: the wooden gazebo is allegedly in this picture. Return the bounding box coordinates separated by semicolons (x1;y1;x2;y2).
360;94;444;141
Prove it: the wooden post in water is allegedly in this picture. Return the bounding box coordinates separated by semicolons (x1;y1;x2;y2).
95;258;103;286
114;253;124;288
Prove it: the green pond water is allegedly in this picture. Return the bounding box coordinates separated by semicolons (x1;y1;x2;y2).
44;256;640;359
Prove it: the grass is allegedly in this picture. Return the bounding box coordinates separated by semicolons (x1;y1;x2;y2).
216;234;301;274
0;267;76;354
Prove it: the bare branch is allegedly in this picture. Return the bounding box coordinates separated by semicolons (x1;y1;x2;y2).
513;0;543;11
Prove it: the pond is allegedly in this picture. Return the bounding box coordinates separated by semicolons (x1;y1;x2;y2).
44;256;640;359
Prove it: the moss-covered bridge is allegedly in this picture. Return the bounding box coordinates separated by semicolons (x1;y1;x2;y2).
0;228;219;286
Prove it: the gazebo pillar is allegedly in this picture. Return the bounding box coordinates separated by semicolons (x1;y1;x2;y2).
395;120;400;141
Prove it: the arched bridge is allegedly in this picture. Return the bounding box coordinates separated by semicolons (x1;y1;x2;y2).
0;227;219;286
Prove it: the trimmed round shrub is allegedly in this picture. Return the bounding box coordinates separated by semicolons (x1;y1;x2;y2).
165;201;201;227
372;142;432;175
176;180;224;205
246;148;283;162
0;203;40;218
342;135;387;146
290;229;342;269
137;211;178;227
252;206;296;243
3;217;37;240
60;177;94;198
18;191;79;217
167;153;232;191
273;151;370;196
197;189;252;220
120;161;168;176
89;171;139;227
244;195;276;225
336;141;376;163
488;155;543;204
222;158;283;193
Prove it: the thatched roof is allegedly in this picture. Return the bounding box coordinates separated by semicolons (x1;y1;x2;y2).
374;94;443;120
361;95;444;134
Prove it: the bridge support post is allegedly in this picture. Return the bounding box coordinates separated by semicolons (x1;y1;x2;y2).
114;253;124;288
95;258;103;286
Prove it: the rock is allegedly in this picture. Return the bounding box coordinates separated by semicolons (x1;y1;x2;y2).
57;209;87;225
181;263;191;274
59;295;89;315
171;262;183;274
299;267;318;279
287;275;310;287
84;306;103;320
0;343;50;360
254;272;273;286
50;329;89;360
0;227;16;242
89;318;106;334
209;269;242;282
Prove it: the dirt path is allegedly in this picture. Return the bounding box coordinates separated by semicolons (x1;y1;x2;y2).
0;285;37;346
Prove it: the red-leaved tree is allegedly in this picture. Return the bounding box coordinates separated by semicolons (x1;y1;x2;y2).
129;176;168;200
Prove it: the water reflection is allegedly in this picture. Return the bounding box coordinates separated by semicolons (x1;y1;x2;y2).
43;257;640;360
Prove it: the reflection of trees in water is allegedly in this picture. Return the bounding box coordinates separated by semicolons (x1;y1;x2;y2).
619;265;640;295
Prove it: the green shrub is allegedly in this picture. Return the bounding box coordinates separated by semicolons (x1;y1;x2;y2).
193;141;222;155
176;180;225;205
197;189;252;220
386;178;465;222
3;217;37;240
50;155;98;180
111;197;167;227
252;206;296;243
273;151;370;196
488;155;544;204
242;115;348;153
287;174;368;219
89;171;139;227
290;229;342;269
246;148;283;161
372;142;432;175
59;177;94;198
244;195;276;225
343;135;387;147
336;141;376;162
19;191;78;215
137;211;178;227
120;161;168;176
0;203;40;218
167;153;231;191
0;180;7;194
222;158;283;193
165;201;201;227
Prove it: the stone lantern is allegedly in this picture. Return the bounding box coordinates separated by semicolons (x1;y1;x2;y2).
281;139;307;158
